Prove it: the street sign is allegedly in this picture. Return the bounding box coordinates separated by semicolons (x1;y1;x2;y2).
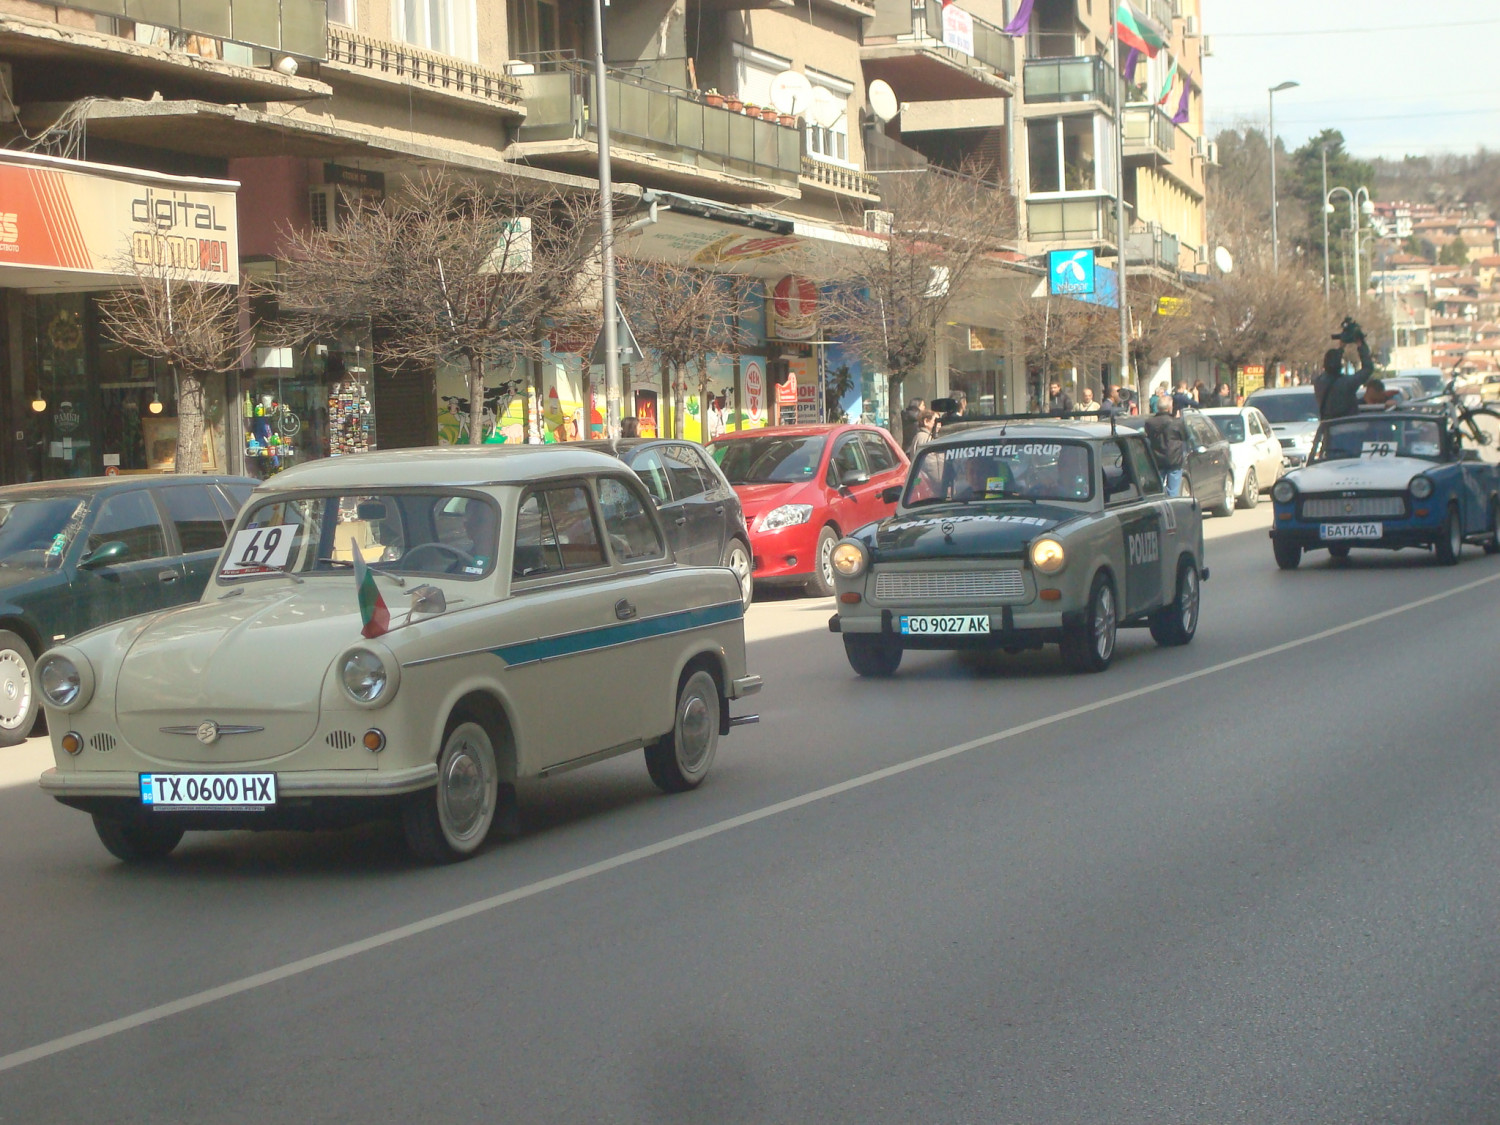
587;303;642;368
1048;249;1095;296
1157;296;1190;317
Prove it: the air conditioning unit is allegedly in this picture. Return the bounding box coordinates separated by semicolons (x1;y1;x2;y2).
308;186;338;232
1196;245;1209;265
1195;134;1210;157
1207;140;1219;165
1184;15;1198;36
864;209;895;235
1200;34;1213;57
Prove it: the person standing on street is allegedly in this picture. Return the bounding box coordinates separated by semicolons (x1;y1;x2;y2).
910;409;937;454
1047;381;1074;415
1144;396;1189;496
1078;387;1100;413
1098;386;1123;417
1313;318;1374;419
901;397;925;455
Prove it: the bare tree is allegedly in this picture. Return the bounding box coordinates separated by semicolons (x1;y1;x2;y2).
822;164;1017;435
1193;263;1326;384
97;252;248;474
271;172;602;446
616;258;757;440
1012;294;1116;398
1127;276;1200;390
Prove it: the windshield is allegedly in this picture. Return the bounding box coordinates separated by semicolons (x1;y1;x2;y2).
0;495;86;571
905;439;1095;506
1248;391;1319;424
1311;417;1445;463
1410;373;1445;394
1209;415;1246;443
707;435;826;484
219;490;500;582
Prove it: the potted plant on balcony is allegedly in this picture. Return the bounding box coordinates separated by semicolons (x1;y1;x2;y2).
704;88;725;108
743;102;759;118
779;111;797;127
761;106;780;122
725;93;743;112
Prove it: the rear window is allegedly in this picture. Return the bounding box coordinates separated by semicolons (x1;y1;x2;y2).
160;484;229;553
1247;391;1318;424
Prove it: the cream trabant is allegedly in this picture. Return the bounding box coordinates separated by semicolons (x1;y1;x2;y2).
829;421;1207;675
36;447;760;864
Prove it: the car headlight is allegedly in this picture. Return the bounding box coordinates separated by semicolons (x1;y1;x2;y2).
37;650;93;712
1031;538;1066;575
1272;479;1296;504
757;504;813;532
831;541;867;578
1409;475;1434;499
341;649;389;704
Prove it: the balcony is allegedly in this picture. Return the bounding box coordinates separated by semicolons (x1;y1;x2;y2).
1122;103;1174;162
862;0;1016;101
513;63;801;201
1125;227;1181;271
1026;194;1119;245
800;155;880;199
1023;56;1115;108
325;26;525;115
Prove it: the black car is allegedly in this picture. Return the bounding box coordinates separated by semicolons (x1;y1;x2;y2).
0;474;255;745
1118;409;1236;516
575;438;753;606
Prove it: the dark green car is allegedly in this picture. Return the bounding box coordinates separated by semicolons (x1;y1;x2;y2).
0;474;254;745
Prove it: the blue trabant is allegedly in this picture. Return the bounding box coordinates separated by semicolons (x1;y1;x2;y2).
1268;405;1500;568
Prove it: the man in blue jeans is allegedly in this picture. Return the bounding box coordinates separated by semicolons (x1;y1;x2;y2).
1143;396;1189;496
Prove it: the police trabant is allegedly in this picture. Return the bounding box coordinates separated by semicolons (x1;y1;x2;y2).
1268;402;1500;568
829;419;1207;675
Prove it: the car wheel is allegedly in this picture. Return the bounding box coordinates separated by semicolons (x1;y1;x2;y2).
1237;467;1259;509
92;815;184;862
0;630;37;748
805;526;839;598
1061;573;1117;673
723;538;753;608
645;668;719;793
1149;559;1200;647
1435;504;1463;566
1273;539;1302;570
843;635;903;677
1211;470;1236;517
402;718;499;863
1483;499;1500;555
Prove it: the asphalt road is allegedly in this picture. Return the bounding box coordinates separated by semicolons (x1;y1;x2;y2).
3;504;1500;1123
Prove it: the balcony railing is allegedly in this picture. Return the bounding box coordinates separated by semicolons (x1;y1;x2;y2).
1023;56;1115;106
1125;228;1181;269
327;26;523;106
866;0;1015;79
801;156;879;197
1027;194;1120;244
518;64;801;190
916;0;1016;77
1122;103;1174;160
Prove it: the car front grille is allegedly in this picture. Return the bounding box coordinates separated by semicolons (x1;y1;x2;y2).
874;569;1026;601
1300;495;1407;520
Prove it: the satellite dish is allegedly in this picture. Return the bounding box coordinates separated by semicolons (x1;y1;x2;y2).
808;85;844;129
769;70;813;117
867;79;899;123
1214;246;1234;274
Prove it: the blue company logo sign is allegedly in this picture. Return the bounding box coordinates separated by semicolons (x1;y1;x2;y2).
1048;248;1096;296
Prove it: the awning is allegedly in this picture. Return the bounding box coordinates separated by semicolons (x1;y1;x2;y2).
0;150;238;290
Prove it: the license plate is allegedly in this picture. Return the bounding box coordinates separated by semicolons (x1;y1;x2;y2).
899;614;990;635
139;773;276;810
1320;522;1381;540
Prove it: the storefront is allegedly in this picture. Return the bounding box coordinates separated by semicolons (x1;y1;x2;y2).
0;151;238;483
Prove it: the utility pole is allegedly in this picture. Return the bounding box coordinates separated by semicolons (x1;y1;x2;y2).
591;0;621;438
1111;16;1131;397
1321;145;1330;306
1268;81;1299;272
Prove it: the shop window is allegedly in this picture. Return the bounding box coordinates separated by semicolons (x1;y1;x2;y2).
160;485;230;555
598;477;665;563
88;492;167;562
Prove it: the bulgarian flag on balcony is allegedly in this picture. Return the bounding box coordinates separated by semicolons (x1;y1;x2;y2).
1116;2;1168;57
1156;55;1179;106
353;552;390;638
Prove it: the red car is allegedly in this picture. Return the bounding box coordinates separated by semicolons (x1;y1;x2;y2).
705;424;909;596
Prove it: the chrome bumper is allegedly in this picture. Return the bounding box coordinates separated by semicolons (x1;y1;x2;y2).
39;763;440;800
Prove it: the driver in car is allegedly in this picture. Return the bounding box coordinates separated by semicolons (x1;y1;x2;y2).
461;500;497;566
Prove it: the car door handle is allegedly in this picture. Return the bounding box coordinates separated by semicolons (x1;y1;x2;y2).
714;505;725;515
157;569;179;583
615;599;637;621
674;515;688;526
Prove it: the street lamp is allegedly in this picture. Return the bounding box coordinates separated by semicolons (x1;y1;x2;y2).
1325;185;1374;306
1268;80;1299;272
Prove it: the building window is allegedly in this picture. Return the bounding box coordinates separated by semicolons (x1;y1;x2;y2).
1027;115;1111;195
397;0;477;60
805;69;854;166
327;0;356;26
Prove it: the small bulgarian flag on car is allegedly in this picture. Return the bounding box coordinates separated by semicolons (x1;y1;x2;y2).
1116;1;1168;57
353;552;390;638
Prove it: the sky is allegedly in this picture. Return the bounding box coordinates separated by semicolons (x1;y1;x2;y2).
1204;0;1500;160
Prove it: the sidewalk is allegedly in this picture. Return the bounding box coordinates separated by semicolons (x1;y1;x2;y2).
1;736;53;789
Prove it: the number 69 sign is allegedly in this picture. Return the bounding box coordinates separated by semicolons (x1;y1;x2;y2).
221;525;298;575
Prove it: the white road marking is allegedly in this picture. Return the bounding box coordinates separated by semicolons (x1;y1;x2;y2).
4;569;1499;1075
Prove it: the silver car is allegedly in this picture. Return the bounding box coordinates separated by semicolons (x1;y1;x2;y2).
1245;386;1321;468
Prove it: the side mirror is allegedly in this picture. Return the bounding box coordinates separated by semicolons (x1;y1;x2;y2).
79;540;129;570
880;485;902;504
408;584;447;620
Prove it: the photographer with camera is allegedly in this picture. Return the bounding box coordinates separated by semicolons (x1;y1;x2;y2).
1314;317;1375;420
